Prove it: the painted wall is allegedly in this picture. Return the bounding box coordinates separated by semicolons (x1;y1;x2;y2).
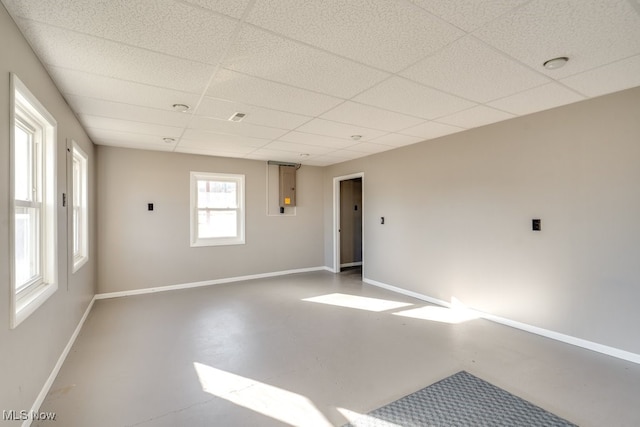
324;87;640;355
0;3;97;417
97;146;324;293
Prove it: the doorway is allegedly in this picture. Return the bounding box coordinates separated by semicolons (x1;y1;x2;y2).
333;173;364;274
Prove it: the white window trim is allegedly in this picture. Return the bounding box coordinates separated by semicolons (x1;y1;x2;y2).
10;74;58;329
190;171;245;247
72;140;89;272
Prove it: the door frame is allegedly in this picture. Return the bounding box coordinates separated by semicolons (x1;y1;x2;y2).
333;172;364;273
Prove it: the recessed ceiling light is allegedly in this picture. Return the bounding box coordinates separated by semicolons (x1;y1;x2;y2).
229;112;246;122
172;103;190;112
350;135;362;141
163;137;176;143
543;57;569;70
299;153;310;158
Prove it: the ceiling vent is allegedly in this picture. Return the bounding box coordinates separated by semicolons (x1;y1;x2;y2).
229;112;246;122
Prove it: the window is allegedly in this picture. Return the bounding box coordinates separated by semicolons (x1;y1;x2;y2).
190;172;245;247
72;141;88;272
10;74;57;328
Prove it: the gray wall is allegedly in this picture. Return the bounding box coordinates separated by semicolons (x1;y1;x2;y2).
97;146;324;293
324;87;640;355
0;3;97;416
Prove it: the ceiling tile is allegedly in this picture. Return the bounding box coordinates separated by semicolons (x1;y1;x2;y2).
19;20;215;93
195;97;311;129
320;101;424;132
178;0;251;19
400;121;466;139
223;26;389;98
278;132;357;149
474;0;640;79
560;55;640;97
175;146;250;159
401;36;550;103
188;116;288;140
345;143;395;154
354;77;476;119
245;148;310;163
329;150;373;160
79;115;183;139
369;133;425;147
246;0;464;72
6;0;239;65
66;95;192;128
177;139;258;154
86;127;178;149
437;105;515;129
410;0;529;32
206;69;343;116
488;83;586;115
261;141;334;155
181;129;271;147
48;67;201;110
295;119;387;141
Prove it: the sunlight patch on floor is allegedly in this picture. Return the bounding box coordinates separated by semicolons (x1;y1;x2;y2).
193;362;332;427
302;293;413;312
337;407;403;427
392;305;478;324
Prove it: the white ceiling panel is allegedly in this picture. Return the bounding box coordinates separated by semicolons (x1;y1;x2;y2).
246;0;464;72
370;133;426;147
278;132;358;149
180;129;271;148
188;116;288;140
2;0;638;166
48;67;201;111
437;106;515;129
19;20;214;94
410;0;529;32
561;55;640;97
223;26;389;98
401;36;550;103
5;0;239;65
295;119;387;142
474;0;640;79
66;96;193;128
207;69;343;117
79;115;184;139
195;97;312;129
488;83;586;116
354;77;476;120
400;121;465;139
320;101;424;132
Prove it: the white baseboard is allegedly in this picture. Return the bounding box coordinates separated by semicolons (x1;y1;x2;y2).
340;262;363;268
96;266;331;300
24;296;96;427
363;277;640;365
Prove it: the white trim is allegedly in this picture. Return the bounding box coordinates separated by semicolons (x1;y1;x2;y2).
340;262;363;268
23;296;96;427
363;277;640;365
95;267;330;300
333;172;364;274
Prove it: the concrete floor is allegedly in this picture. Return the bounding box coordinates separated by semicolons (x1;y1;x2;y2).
36;270;640;426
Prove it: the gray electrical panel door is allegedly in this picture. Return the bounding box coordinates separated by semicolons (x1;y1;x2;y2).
279;165;296;207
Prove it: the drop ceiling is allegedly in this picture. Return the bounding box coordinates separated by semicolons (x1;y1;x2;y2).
3;0;640;166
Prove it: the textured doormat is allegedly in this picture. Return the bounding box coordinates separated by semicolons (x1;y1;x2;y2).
345;371;577;426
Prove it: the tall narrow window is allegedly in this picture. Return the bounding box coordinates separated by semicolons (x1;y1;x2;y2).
72;142;88;272
11;74;57;328
190;172;245;247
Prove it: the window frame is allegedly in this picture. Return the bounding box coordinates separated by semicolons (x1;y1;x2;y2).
190;171;245;247
10;74;58;329
71;141;89;272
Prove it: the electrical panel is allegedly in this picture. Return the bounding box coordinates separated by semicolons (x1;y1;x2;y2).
279;165;296;207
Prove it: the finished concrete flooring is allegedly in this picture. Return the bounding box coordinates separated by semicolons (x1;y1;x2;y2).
36;270;640;426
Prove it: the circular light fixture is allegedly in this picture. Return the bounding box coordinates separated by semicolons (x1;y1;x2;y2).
172;103;190;112
543;57;569;70
163;137;176;144
350;135;362;141
299;153;310;158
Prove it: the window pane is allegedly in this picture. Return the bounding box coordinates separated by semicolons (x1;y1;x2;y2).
197;180;237;209
198;210;237;238
73;206;80;257
14;124;32;201
15;206;41;291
